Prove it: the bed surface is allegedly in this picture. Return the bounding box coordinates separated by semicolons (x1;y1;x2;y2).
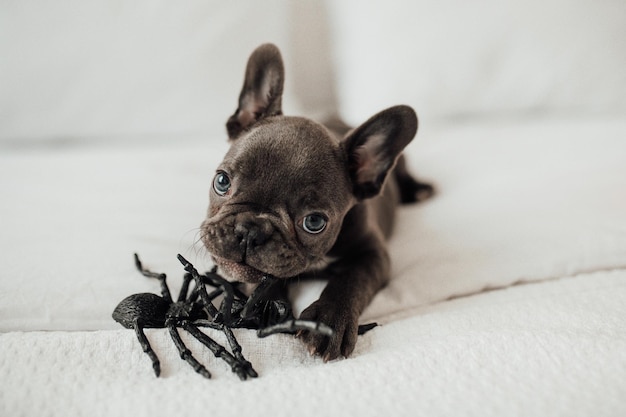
2;117;625;417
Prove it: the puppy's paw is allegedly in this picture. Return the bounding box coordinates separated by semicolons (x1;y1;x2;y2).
398;177;436;204
297;300;359;362
413;181;436;202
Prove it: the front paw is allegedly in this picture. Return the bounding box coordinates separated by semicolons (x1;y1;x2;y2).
297;300;359;362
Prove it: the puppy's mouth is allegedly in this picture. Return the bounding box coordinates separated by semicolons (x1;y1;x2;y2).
211;255;269;283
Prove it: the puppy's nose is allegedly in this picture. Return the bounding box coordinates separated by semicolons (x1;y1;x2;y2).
235;220;271;248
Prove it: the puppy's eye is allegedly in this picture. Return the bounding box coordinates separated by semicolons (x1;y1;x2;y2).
302;213;327;234
213;171;231;196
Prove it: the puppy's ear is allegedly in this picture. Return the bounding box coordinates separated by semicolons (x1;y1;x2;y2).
342;106;418;200
226;43;285;140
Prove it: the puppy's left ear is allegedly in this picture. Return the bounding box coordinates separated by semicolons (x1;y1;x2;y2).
342;105;418;200
226;43;285;140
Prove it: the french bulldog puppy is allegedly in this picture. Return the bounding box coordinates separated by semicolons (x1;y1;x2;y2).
201;43;433;361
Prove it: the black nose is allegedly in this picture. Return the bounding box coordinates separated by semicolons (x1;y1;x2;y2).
235;220;271;249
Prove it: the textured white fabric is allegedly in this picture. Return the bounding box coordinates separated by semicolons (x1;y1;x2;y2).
2;270;625;417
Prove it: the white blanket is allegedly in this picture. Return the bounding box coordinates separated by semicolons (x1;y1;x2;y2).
1;117;625;416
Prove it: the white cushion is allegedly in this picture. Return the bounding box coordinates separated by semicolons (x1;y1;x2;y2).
327;0;626;123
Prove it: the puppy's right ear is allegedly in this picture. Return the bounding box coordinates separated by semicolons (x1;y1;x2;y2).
226;43;285;140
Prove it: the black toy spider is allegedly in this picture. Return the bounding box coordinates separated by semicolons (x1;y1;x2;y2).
112;254;335;380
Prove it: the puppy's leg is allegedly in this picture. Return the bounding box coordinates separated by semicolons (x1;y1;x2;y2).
394;155;435;203
298;237;390;361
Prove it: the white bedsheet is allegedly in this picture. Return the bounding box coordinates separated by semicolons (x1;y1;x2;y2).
1;117;625;416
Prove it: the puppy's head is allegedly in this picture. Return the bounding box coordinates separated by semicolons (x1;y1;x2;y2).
201;44;418;282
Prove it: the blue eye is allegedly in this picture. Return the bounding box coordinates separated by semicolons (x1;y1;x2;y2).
302;213;327;234
213;171;231;196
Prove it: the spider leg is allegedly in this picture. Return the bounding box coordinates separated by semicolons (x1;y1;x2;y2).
132;319;161;377
155;276;173;304
134;253;173;303
257;319;334;338
204;287;223;303
177;272;193;302
192;278;225;324
229;281;249;301
186;283;219;304
203;268;238;325
178;255;217;312
167;321;212;379
183;322;257;381
190;321;257;378
192;313;258;379
177;255;233;324
240;276;275;319
191;319;222;330
188;286;201;303
221;326;258;378
201;267;221;288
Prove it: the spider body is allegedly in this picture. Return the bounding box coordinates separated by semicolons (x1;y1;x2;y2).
113;293;207;329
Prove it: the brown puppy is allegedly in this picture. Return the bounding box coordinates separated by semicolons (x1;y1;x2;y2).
201;44;432;361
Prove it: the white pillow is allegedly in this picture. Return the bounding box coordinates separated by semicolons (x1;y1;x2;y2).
327;0;626;124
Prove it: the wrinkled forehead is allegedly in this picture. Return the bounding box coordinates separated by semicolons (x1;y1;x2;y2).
222;118;352;208
227;119;339;175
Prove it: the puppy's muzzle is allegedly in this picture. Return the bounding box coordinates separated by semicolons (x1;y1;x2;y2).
203;211;308;280
235;219;273;256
